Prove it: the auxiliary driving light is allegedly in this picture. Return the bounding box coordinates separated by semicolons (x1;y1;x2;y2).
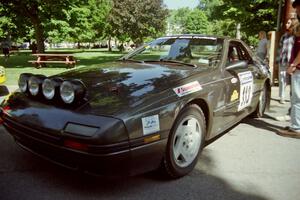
28;75;46;96
42;77;63;100
60;79;86;104
18;73;33;93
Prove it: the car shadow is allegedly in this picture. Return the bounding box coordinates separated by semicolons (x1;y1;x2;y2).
241;115;300;139
0;127;268;200
241;117;282;133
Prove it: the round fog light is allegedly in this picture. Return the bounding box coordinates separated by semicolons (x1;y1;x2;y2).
42;79;55;100
18;73;32;93
42;77;63;100
60;79;86;104
60;81;75;104
28;75;45;96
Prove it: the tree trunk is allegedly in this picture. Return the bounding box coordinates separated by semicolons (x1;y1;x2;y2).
25;4;45;53
33;22;45;53
108;36;112;52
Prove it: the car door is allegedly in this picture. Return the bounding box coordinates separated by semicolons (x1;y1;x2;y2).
222;40;259;126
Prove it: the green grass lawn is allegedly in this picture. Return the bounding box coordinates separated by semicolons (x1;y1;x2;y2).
0;49;125;86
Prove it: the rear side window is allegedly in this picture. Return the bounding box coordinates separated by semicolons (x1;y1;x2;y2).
227;41;252;64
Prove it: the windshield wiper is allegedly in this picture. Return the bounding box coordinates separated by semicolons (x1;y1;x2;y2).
118;58;144;63
144;59;197;68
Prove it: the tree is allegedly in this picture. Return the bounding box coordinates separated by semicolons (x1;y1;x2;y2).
0;5;31;43
209;0;278;44
67;6;94;47
199;0;222;19
1;0;86;52
66;0;112;47
184;8;208;34
89;0;112;40
168;8;190;34
206;19;236;37
167;8;209;35
107;0;168;46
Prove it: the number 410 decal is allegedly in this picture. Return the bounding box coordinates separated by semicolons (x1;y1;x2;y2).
237;71;253;111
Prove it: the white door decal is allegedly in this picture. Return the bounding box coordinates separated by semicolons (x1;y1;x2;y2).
238;71;253;111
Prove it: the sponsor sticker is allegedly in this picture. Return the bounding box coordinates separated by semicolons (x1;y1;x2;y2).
231;77;238;84
142;115;160;135
173;81;202;97
237;71;253;111
231;90;239;102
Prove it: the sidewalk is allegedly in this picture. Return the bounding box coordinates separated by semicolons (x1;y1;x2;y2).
267;85;291;120
197;85;300;200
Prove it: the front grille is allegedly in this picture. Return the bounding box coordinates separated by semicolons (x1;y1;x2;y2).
3;116;61;145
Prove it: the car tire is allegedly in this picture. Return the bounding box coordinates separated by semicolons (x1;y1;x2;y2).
252;83;268;118
162;104;206;178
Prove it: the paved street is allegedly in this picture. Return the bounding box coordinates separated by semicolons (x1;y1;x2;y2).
0;86;299;200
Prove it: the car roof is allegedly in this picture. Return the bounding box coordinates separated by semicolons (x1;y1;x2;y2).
158;34;231;41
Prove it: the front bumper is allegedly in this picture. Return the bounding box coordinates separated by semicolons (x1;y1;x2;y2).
2;115;167;176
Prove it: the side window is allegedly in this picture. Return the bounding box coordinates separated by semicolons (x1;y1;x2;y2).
227;45;239;63
237;44;252;62
227;42;252;64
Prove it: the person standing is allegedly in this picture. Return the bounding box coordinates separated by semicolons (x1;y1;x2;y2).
1;39;10;62
277;17;296;104
279;0;300;136
257;31;268;61
30;41;37;54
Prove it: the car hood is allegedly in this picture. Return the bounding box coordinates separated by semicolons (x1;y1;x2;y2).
57;61;200;116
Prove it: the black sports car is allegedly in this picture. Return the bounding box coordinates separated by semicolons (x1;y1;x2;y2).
0;35;271;178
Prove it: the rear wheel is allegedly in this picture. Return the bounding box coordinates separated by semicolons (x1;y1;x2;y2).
162;104;206;178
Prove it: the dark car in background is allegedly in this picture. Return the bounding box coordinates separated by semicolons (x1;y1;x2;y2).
0;35;271;178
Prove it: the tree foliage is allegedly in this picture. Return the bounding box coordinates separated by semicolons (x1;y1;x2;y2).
209;0;278;44
66;0;112;45
107;0;168;45
1;0;85;52
184;9;208;34
0;0;111;51
0;0;279;50
168;8;209;35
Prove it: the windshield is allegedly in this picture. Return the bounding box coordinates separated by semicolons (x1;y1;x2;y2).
123;36;224;68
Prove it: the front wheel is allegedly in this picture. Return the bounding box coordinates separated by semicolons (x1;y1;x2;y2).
162;104;206;178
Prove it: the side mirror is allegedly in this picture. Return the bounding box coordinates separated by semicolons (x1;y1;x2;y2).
226;61;248;71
